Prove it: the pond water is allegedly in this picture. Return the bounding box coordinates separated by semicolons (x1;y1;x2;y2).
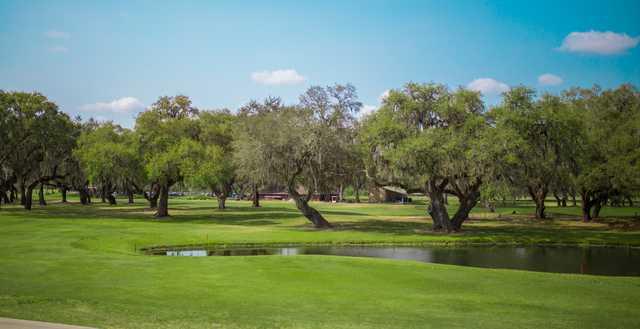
150;245;640;276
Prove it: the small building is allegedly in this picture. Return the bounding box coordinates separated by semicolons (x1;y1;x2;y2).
368;186;410;203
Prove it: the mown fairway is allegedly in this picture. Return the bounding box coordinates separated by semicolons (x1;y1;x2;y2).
1;197;640;329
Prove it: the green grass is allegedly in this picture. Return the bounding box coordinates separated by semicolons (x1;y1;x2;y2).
1;197;640;329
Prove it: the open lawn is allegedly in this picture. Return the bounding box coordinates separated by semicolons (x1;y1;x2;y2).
1;197;640;329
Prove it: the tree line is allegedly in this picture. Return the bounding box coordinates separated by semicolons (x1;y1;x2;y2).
1;83;638;232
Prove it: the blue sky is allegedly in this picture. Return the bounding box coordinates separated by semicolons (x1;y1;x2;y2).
1;0;639;127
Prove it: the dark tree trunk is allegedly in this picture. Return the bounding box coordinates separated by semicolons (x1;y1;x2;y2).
354;186;361;203
38;183;46;206
593;202;603;219
24;186;34;210
528;186;547;219
146;184;160;209
10;187;16;203
292;195;332;228
127;190;134;204
626;196;634;207
581;191;593;222
287;178;331;228
553;193;562;207
61;187;67;203
426;179;451;232
571;194;577;206
155;184;169;217
79;187;89;205
252;183;260;208
149;196;158;208
20;184;26;206
106;193;116;205
217;196;226;209
451;190;481;231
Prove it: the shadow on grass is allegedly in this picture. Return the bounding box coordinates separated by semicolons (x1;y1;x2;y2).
322;216;639;245
0;202;304;226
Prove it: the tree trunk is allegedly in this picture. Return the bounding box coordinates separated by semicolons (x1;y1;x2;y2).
571;194;577;206
292;195;332;228
38;183;46;206
20;184;26;206
24;186;34;210
354;186;361;203
127;190;134;204
287;177;331;228
106;192;117;205
528;186;547;219
252;183;260;208
79;187;89;205
426;179;451;232
155;184;169;217
146;184;160;208
149;196;158;208
451;190;481;231
10;187;16;203
217;196;226;209
593;202;603;219
214;187;227;209
581;191;593;222
553;193;562;207
61;187;67;203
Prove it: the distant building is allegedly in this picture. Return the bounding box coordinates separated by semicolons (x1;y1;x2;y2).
368;186;410;203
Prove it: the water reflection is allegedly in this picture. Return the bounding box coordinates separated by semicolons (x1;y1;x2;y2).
158;245;640;276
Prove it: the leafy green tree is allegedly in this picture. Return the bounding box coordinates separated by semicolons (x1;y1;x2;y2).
361;83;490;232
74;122;143;205
490;87;582;219
185;110;236;209
235;97;285;207
0;91;76;210
233;85;361;228
564;84;640;221
136;95;199;217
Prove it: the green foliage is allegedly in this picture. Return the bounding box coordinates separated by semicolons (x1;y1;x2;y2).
564;85;640;217
135;97;200;187
74;123;141;187
0;91;77;207
185;111;236;194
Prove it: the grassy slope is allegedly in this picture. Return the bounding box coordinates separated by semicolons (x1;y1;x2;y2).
0;197;639;329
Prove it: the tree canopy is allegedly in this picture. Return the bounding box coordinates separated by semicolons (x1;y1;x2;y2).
1;83;638;232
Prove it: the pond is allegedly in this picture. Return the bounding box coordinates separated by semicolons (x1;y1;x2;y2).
149;245;640;276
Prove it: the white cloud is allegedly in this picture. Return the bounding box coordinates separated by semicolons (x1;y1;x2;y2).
467;78;510;95
251;69;306;86
538;73;563;86
558;31;639;55
360;104;377;116
48;45;69;53
44;30;70;39
80;97;145;114
378;89;390;103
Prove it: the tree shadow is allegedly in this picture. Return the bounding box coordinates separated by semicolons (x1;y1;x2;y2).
330;219;431;235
